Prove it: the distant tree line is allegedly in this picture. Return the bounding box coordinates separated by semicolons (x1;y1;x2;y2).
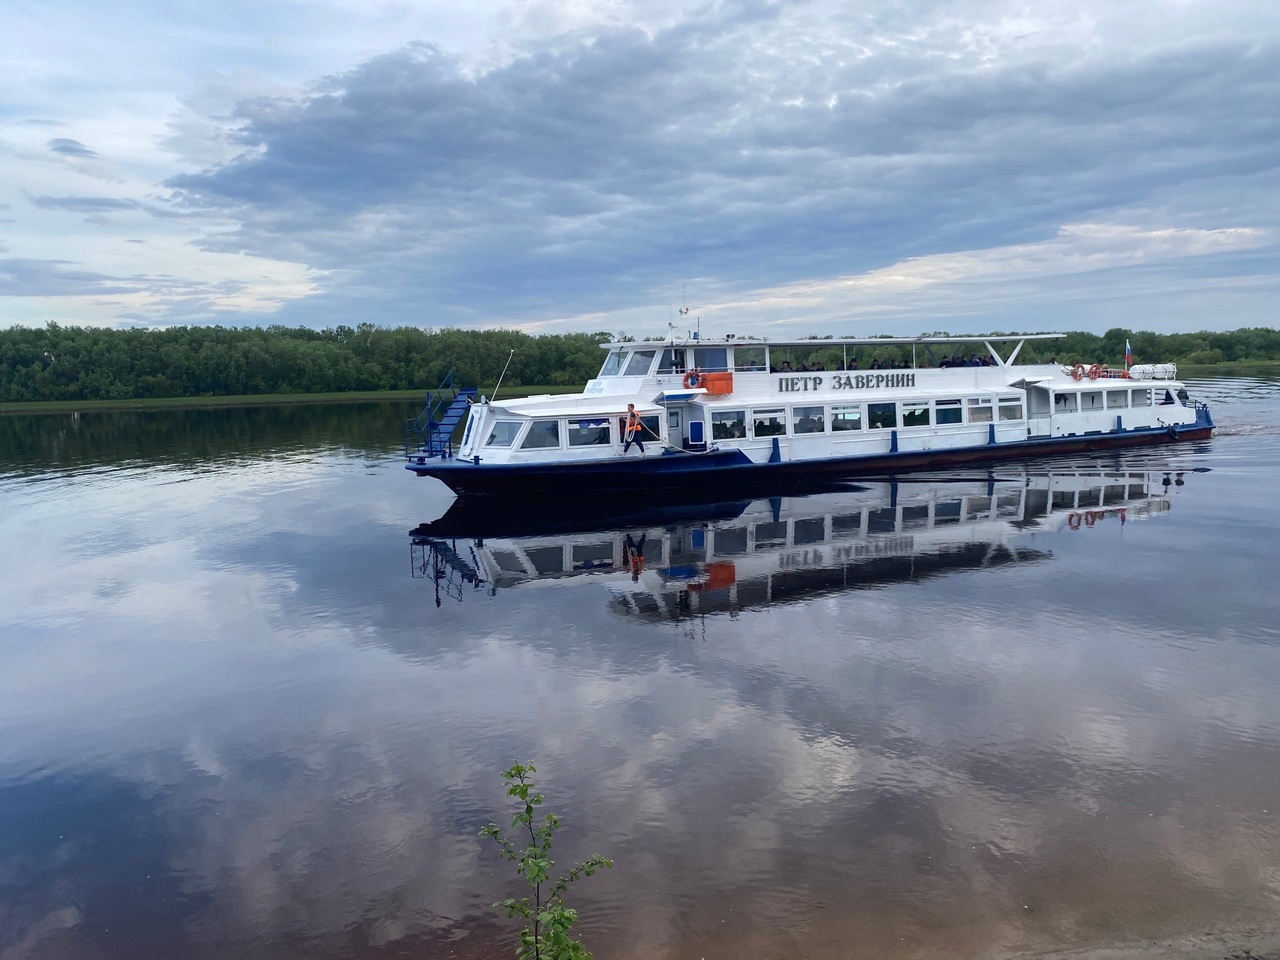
1;322;1277;403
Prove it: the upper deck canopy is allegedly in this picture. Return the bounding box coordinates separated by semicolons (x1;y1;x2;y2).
600;333;1065;350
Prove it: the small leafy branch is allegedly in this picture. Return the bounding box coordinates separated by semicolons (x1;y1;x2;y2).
480;762;613;960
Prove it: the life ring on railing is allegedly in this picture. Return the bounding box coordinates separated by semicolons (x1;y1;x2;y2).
683;369;702;389
1071;364;1086;381
1085;510;1098;526
1088;364;1102;380
1067;513;1082;529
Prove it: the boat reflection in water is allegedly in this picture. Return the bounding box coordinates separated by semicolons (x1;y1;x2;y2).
410;468;1186;615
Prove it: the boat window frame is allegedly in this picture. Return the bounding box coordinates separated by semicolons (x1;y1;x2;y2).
599;350;626;377
1053;392;1078;413
1105;389;1129;409
623;350;658;377
484;419;524;447
830;404;863;432
1132;388;1153;407
1080;391;1104;411
566;417;613;447
867;402;897;430
692;347;730;372
657;348;687;374
935;399;963;425
750;408;787;439
967;398;994;423
901;401;930;428
998;396;1024;421
791;404;825;434
710;409;747;440
519;419;562;450
732;345;767;372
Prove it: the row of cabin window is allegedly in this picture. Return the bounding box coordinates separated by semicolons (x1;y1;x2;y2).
1054;388;1153;411
707;397;1022;440
484;415;662;450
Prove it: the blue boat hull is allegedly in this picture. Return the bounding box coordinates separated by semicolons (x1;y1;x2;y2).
406;411;1213;499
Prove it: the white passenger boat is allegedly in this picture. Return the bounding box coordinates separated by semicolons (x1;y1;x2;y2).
410;469;1186;616
404;334;1212;497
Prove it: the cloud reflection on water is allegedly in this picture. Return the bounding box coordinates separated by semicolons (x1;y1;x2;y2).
1;393;1280;959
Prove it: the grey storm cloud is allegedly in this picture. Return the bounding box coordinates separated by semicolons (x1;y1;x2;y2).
164;8;1280;324
48;137;99;159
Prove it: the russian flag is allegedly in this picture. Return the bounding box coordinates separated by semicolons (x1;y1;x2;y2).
1125;339;1132;367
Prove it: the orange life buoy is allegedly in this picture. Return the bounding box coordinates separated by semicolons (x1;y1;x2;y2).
1067;513;1081;529
1085;511;1098;526
683;369;701;389
1071;364;1086;381
1088;364;1102;380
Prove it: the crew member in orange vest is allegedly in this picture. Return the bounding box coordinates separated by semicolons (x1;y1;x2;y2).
623;403;646;454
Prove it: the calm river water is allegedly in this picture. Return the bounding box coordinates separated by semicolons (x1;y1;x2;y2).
2;379;1279;960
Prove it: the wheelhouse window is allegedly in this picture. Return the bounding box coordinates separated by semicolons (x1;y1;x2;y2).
830;405;862;431
599;351;625;377
711;409;746;440
1054;393;1078;413
485;420;523;447
902;402;930;427
1132;388;1153;406
998;397;1024;421
967;398;994;423
868;402;897;429
1080;391;1104;411
521;420;561;449
623;350;657;377
693;347;729;372
791;405;824;434
567;418;612;446
751;409;786;438
733;346;766;372
1106;390;1129;409
657;348;687;374
935;399;963;424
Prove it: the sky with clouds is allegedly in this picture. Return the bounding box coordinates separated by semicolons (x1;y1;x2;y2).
2;0;1278;336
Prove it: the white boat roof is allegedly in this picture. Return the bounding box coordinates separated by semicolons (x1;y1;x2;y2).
600;333;1066;349
489;394;663;417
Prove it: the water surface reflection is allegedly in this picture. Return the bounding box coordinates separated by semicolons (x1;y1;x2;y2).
1;381;1279;960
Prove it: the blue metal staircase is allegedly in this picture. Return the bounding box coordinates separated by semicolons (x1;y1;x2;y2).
403;373;478;459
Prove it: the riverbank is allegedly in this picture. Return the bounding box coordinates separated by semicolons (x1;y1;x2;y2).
0;385;578;416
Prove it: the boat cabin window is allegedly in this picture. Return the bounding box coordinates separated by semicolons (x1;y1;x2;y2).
693;347;729;372
521;420;561;449
998;397;1024;421
902;402;930;428
751;409;786;438
830;404;862;431
733;346;766;372
711;409;746;440
567;418;612;446
485;420;523;447
1106;390;1129;409
623;350;657;377
868;402;896;430
1054;393;1078;413
791;405;824;434
1080;391;1103;411
599;351;625;377
935;399;963;424
657;348;687;374
617;414;660;441
968;398;994;422
1132;388;1153;406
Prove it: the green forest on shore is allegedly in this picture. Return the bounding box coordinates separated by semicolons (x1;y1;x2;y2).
2;322;1277;405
